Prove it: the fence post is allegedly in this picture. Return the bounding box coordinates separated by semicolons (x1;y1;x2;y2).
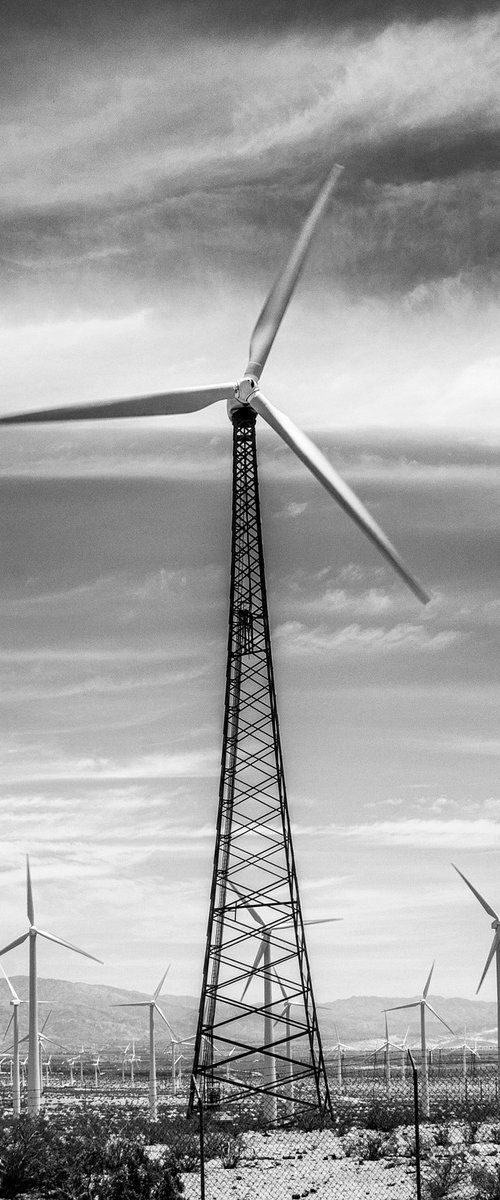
191;1075;205;1200
407;1050;421;1200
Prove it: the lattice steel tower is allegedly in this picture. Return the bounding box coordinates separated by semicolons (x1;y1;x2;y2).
189;407;333;1122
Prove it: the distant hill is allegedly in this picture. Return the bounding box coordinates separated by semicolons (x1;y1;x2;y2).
0;977;496;1055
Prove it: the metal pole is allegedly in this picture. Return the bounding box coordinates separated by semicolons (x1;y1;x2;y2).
27;932;41;1113
496;946;500;1100
191;1076;205;1200
420;1001;429;1118
149;1005;157;1120
408;1050;421;1200
12;1006;20;1116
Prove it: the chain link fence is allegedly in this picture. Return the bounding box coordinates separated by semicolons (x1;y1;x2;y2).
1;1052;500;1196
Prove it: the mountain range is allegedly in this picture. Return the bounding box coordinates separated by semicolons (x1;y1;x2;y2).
1;978;496;1056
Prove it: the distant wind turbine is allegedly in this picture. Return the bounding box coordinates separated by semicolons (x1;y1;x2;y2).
232;880;341;1124
385;962;453;1117
330;1025;351;1090
0;855;103;1112
113;965;176;1119
93;1051;103;1087
375;1013;401;1090
1;964;21;1115
452;863;500;1085
120;1043;130;1085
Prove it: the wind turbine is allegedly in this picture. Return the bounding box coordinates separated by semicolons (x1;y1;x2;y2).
0;167;430;1117
92;1051;103;1087
0;856;103;1113
1;964;21;1115
328;1025;351;1090
129;1040;140;1086
385;963;453;1117
374;1013;401;1090
452;863;500;1086
113;965;176;1119
120;1042;130;1085
231;880;341;1122
0;164;427;607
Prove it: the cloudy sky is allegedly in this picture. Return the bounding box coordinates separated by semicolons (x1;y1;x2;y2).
1;0;499;1009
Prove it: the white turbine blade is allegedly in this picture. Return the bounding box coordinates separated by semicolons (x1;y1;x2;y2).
452;863;500;922
0;384;234;426
246;164;344;380
227;881;265;927
477;929;500;993
26;855;35;925
0;932;29;956
154;963;171;1001
3;1013;14;1041
112;1002;149;1008
40;1010;51;1034
35;927;103;964
40;1032;69;1052
304;918;343;926
384;1002;419;1013
272;968;288;1003
154;1004;179;1041
251;390;429;605
424;1001;454;1036
0;963;20;1005
241;940;266;1002
273;1003;289;1028
423;961;435;999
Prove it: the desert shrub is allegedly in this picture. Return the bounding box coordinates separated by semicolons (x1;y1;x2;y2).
364;1095;415;1132
0;1112;183;1199
470;1161;500;1199
434;1122;452;1147
422;1151;466;1199
343;1129;387;1161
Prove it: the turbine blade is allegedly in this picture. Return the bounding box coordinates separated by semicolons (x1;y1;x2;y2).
0;932;29;956
452;863;500;921
384;1002;419;1013
0;963;20;1005
154;963;171;1001
241;940;266;1001
246;164;344;379
112;1002;149;1008
423;961;435;999
251;390;429;604
0;385;234;426
304;918;343;926
272;968;288;1003
35;927;103;964
154;1004;179;1041
424;1001;454;1036
477;930;500;993
3;1014;14;1040
27;856;35;925
40;1010;51;1033
227;881;265;926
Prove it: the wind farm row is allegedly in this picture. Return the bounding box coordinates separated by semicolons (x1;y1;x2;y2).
1;853;499;1122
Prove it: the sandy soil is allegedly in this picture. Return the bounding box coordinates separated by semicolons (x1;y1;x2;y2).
179;1129;416;1199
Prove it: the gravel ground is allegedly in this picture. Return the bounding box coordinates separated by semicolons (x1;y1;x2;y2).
179;1129;417;1200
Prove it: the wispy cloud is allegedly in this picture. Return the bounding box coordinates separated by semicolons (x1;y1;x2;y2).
275;620;461;654
334;818;500;849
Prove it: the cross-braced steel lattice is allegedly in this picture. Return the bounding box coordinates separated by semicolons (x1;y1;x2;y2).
189;407;332;1123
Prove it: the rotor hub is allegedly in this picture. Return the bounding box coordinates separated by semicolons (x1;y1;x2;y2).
227;377;259;418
